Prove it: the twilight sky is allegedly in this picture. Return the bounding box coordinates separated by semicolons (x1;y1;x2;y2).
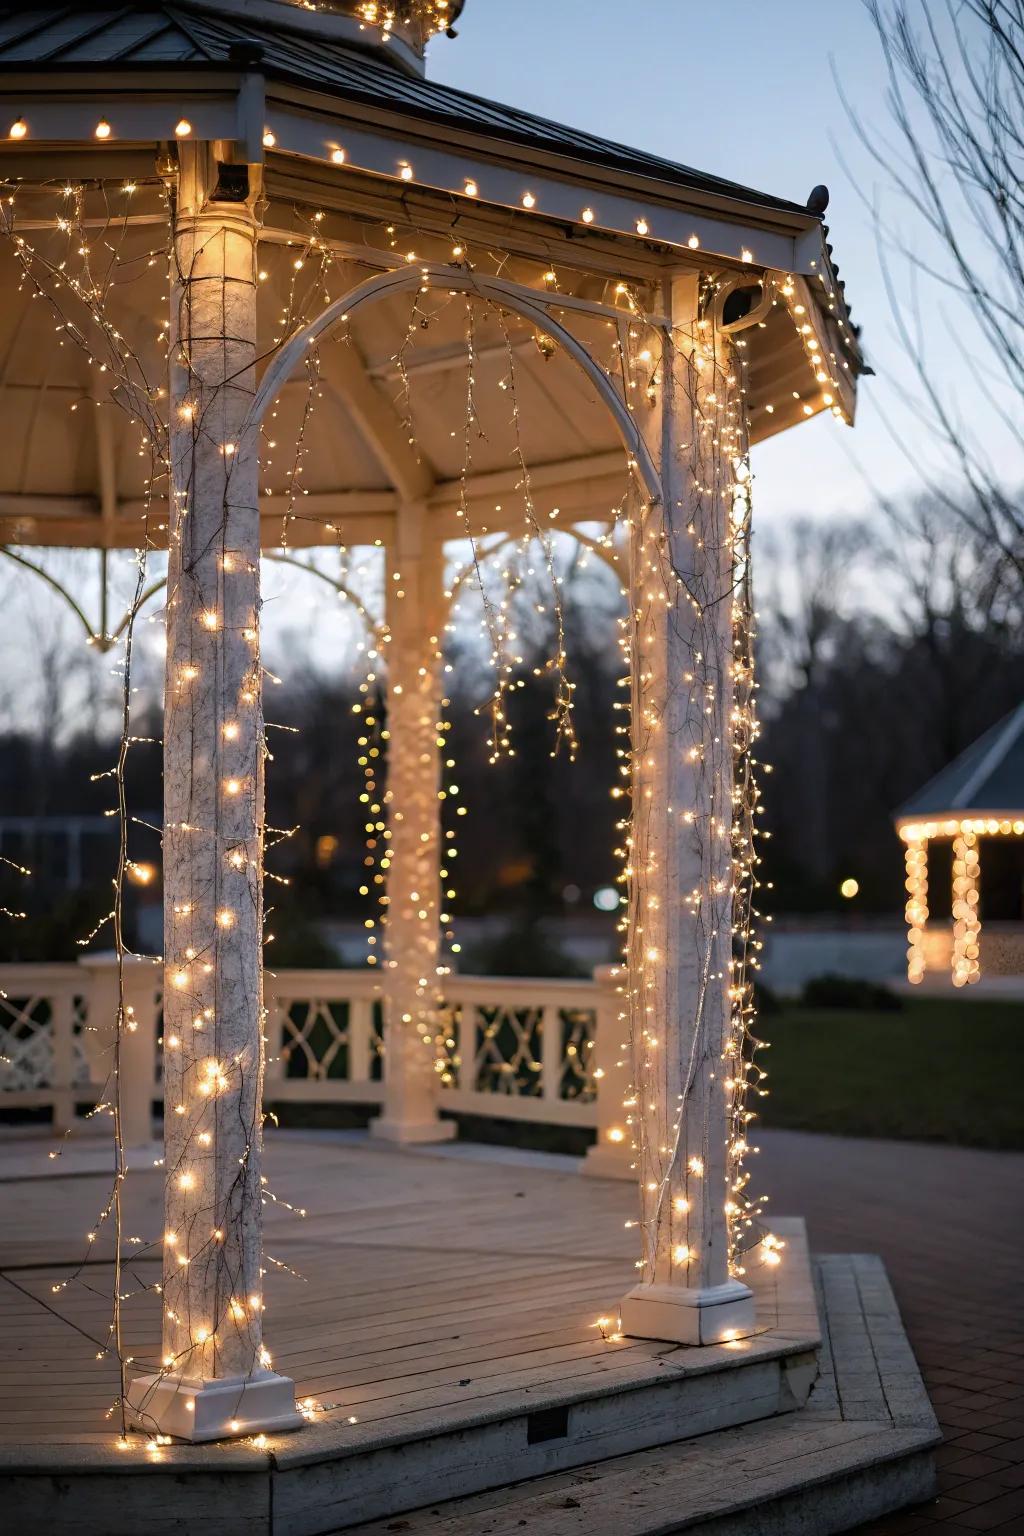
428;0;996;524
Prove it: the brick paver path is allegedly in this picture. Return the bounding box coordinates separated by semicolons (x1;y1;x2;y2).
758;1130;1024;1534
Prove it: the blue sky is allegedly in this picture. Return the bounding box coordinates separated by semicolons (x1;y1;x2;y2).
428;0;989;523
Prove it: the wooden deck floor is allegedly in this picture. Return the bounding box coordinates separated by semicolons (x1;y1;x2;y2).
0;1129;769;1451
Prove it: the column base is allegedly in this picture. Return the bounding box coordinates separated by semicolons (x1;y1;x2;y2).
125;1368;304;1443
580;1141;633;1180
370;1114;457;1145
619;1278;756;1346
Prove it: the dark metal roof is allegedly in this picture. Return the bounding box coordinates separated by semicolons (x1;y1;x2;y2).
897;705;1024;820
0;2;814;219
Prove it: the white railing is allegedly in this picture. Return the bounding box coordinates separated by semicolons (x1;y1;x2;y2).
0;958;631;1167
263;968;607;1124
442;974;600;1125
0;964;88;1133
264;967;383;1103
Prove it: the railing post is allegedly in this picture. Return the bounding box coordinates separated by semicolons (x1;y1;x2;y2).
348;996;374;1085
49;986;76;1137
581;964;633;1179
539;1006;560;1103
262;976;285;1090
78;952;159;1147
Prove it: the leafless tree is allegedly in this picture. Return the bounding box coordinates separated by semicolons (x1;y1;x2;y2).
856;0;1024;576
757;516;868;700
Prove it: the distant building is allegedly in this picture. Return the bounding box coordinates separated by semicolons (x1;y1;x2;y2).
0;815;161;890
895;705;1024;985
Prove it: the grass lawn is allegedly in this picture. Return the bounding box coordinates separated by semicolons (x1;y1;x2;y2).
758;996;1024;1149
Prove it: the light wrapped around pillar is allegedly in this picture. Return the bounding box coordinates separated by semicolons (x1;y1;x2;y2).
372;501;455;1143
951;831;981;987
904;837;929;985
618;274;756;1347
126;145;301;1442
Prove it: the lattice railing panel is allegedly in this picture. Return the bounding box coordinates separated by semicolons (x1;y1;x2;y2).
462;1003;544;1096
277;997;384;1082
0;966;601;1126
0;990;89;1093
450;999;598;1101
560;1006;598;1102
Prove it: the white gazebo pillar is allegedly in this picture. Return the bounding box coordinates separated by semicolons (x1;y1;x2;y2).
371;502;455;1144
127;145;301;1441
619;273;756;1346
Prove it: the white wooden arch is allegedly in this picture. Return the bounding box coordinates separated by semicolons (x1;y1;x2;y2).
246;265;663;506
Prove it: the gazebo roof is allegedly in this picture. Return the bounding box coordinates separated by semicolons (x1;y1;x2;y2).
896;703;1024;824
0;0;865;550
0;2;813;222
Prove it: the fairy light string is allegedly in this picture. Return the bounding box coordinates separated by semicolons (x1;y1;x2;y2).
0;163;825;1436
0;177;171;1433
621;278;775;1296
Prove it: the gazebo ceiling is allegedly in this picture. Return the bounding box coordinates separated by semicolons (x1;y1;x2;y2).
0;0;866;551
0;188;636;550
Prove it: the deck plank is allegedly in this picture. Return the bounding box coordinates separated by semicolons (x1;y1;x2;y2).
0;1134;810;1455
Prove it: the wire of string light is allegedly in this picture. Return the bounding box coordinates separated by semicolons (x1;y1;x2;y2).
0;177;819;1431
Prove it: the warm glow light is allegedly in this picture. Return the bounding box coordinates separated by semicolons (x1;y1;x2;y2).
175;119;192;137
95;119;111;139
840;877;859;899
9;118;26;140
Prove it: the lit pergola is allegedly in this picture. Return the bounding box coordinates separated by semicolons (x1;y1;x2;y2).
0;0;863;1443
897;703;1024;987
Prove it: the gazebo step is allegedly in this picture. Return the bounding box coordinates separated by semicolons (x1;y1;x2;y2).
341;1415;935;1536
1;1204;937;1536
265;1217;819;1534
5;1218;822;1536
340;1253;939;1536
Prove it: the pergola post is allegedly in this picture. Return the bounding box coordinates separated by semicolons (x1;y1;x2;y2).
126;145;301;1441
618;273;756;1346
371;502;455;1144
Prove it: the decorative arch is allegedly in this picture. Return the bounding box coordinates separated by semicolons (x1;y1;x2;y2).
246;265;663;506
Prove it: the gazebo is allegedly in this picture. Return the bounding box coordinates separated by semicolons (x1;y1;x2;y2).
897;703;1024;986
0;5;941;1533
